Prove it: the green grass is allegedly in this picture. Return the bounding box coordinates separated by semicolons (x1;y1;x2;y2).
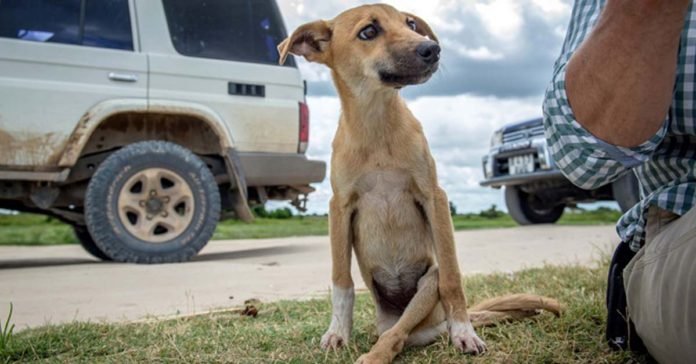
0;214;76;246
0;261;644;363
0;208;622;246
0;303;14;355
556;208;623;225
212;216;329;240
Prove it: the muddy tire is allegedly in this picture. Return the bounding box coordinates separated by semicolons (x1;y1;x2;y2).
84;141;220;264
73;225;112;261
505;186;565;225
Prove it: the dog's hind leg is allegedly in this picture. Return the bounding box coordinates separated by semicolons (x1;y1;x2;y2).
405;305;447;347
402;293;561;350
356;265;440;364
376;308;399;336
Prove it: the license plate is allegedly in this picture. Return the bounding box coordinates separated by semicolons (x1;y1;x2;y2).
509;154;535;175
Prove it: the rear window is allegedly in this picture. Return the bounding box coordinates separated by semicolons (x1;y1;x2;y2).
0;0;133;51
162;0;296;67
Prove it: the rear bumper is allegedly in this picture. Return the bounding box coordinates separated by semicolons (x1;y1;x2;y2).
479;170;565;188
238;152;326;187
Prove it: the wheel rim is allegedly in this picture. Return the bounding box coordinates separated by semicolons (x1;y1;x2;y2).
117;168;195;243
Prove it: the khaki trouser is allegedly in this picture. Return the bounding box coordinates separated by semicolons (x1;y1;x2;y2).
624;206;696;364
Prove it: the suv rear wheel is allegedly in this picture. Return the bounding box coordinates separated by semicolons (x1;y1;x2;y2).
505;186;565;225
84;141;220;263
72;225;111;261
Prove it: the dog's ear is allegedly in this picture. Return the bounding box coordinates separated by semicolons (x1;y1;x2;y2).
403;12;439;43
277;20;332;65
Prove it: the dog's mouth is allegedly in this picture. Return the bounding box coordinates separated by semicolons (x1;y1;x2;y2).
378;65;438;88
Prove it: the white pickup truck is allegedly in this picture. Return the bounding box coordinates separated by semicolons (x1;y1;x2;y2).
0;0;326;263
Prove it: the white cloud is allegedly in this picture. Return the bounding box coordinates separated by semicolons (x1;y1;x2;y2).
474;0;524;42
276;0;574;98
443;40;504;61
380;0;464;32
297;62;332;83
531;0;571;17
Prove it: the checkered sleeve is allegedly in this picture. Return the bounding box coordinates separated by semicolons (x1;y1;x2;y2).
543;0;668;190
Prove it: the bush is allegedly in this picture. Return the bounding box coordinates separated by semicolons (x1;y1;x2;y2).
268;207;293;219
252;205;294;219
449;201;457;216
252;205;269;218
479;204;504;219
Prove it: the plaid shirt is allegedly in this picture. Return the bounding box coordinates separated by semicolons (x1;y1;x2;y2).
543;1;696;252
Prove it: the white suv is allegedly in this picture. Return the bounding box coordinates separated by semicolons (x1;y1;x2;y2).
0;0;325;263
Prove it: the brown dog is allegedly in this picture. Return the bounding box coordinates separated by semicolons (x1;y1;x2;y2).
278;4;560;363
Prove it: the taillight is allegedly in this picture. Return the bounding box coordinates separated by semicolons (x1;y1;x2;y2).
299;101;309;153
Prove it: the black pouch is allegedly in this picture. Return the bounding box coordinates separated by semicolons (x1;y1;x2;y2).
605;241;647;353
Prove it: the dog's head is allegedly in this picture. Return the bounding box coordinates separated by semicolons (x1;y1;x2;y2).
278;4;439;90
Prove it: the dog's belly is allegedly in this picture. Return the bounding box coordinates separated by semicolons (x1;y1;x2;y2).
370;261;430;315
351;169;433;314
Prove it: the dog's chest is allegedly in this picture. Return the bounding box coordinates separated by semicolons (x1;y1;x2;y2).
351;169;430;254
353;169;415;216
354;168;410;194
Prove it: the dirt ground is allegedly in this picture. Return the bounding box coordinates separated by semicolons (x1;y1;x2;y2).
0;225;617;330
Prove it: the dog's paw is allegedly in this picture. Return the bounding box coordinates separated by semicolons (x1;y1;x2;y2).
321;330;348;350
450;321;487;355
354;353;388;364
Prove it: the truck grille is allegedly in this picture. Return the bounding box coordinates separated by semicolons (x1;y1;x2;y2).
502;124;545;144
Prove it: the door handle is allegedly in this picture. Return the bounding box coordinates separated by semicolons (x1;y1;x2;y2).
108;72;138;83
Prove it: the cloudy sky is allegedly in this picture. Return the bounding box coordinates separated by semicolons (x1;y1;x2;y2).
274;0;575;214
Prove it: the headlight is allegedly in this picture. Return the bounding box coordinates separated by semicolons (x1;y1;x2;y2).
483;157;494;178
490;130;503;147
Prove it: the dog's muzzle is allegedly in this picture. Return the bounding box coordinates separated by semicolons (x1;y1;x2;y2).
416;41;440;65
378;40;440;88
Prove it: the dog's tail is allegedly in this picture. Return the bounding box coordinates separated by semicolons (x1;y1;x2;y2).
468;294;562;328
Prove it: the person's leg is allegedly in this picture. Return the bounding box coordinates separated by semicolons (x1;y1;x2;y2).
606;240;644;351
623;206;696;363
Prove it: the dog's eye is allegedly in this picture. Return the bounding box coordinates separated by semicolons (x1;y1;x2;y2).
358;24;378;41
407;19;417;31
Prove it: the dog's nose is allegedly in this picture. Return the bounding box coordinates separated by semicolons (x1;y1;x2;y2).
416;41;441;64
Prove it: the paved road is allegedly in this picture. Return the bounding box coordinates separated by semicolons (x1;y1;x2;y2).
0;225;618;330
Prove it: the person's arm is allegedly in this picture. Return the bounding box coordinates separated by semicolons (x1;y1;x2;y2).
543;0;686;190
566;0;690;147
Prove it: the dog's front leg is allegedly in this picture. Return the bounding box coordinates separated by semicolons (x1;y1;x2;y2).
321;197;355;350
425;187;487;354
